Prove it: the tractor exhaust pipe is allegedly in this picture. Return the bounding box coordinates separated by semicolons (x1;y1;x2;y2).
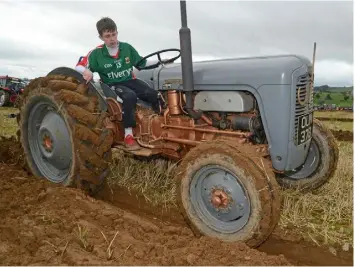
179;0;203;119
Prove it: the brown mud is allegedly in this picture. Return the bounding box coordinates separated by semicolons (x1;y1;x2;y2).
331;130;353;142
317;117;353;122
0;137;353;266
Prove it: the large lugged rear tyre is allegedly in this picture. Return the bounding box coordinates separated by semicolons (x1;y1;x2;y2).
175;140;281;248
19;75;114;195
276;118;339;192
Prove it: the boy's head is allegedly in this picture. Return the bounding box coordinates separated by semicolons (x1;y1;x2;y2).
96;17;118;48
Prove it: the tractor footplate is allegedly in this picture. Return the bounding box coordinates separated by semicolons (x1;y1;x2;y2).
112;145;155;157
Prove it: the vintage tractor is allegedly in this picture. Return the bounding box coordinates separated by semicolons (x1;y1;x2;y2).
0;76;26;107
16;1;338;247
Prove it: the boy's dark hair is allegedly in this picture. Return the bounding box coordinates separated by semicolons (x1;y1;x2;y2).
96;17;117;36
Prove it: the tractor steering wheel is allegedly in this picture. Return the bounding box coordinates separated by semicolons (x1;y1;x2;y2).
135;48;181;71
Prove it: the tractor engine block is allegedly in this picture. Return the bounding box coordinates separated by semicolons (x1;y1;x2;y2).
104;92;264;160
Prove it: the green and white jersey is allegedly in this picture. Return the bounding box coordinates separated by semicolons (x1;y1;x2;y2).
76;42;146;85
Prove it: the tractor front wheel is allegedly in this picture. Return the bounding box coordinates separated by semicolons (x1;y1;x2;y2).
276;118;339;192
175;141;281;248
19;75;114;195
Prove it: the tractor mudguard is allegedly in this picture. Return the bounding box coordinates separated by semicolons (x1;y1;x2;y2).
46;67;108;111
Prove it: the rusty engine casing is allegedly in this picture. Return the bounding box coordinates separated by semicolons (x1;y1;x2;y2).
104;90;260;160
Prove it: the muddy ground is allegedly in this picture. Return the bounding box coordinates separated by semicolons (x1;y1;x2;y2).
317;117;353;122
0;137;353;266
331;130;353;142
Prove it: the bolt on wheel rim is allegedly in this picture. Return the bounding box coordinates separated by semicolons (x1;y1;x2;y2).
28;100;72;183
190;165;251;234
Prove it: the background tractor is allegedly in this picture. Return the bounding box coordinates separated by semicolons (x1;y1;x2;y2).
16;1;338;248
0;75;26;107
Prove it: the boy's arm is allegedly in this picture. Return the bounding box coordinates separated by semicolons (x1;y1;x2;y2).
75;49;98;74
130;44;147;69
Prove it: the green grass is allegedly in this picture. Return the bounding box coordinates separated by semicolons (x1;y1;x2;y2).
314;91;353;107
0;107;19;137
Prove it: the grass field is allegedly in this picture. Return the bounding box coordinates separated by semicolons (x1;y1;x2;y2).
0;107;18;137
321;121;353;131
0;107;353;250
314;91;353;107
314;111;353;120
314;111;353;131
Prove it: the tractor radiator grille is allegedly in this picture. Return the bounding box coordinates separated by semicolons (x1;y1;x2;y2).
294;73;314;142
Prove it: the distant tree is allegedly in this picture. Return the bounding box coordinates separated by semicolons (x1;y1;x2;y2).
318;85;330;91
325;94;332;100
315;93;321;99
344;95;350;101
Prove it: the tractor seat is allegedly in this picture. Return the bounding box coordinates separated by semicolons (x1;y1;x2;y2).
97;82;153;109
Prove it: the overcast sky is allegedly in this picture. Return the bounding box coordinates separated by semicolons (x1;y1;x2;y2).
0;0;353;86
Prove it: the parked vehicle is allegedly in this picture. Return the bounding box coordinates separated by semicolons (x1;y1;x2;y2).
0;75;26;107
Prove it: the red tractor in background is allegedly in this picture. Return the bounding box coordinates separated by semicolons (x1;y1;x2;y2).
0;76;27;107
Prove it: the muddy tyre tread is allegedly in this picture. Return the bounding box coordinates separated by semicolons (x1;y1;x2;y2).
276;118;339;192
175;140;281;248
19;75;113;195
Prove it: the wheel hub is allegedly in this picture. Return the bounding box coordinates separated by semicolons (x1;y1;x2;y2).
36;111;72;171
190;165;251;233
41;132;53;152
211;188;229;209
28;102;73;183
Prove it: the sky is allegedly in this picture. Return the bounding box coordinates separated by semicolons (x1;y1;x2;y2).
0;0;353;87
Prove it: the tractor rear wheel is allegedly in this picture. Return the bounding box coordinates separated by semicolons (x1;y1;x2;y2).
0;90;10;107
19;75;114;195
276;118;339;192
175;140;281;248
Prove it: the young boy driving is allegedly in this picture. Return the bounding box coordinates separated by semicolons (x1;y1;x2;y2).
75;17;160;151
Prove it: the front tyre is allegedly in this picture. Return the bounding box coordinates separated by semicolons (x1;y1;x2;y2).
175;140;281;248
19;75;114;195
276;119;339;192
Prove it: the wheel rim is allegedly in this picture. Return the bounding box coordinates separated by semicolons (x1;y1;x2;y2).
190;165;251;234
0;92;5;106
287;140;320;179
27;100;72;183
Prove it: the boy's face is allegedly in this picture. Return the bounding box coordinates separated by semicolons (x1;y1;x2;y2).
100;30;118;48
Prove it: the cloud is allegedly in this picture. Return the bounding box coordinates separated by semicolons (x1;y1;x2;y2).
315;59;353;86
0;0;353;86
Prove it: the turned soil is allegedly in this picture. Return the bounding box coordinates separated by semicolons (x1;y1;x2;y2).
331;130;353;142
0;137;353;266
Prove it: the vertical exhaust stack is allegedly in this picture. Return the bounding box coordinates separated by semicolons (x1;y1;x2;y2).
179;0;202;119
312;42;317;86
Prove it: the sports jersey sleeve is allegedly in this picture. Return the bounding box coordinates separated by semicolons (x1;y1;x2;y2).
129;44;146;69
75;49;99;73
